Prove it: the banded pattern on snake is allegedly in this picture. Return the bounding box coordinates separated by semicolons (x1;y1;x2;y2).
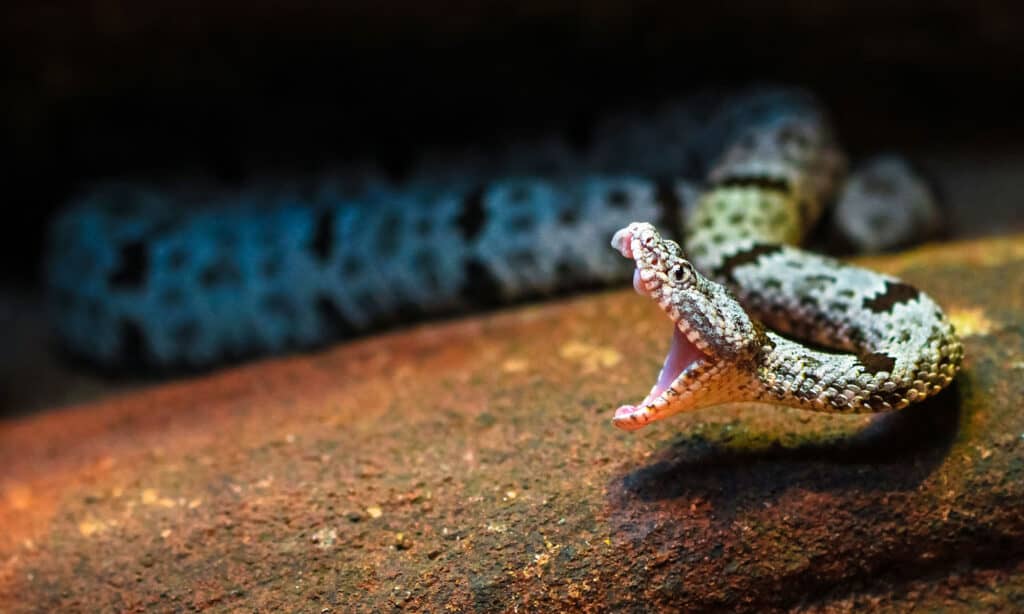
46;86;960;424
609;111;961;430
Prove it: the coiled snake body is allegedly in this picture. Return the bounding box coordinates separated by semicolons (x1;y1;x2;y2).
609;112;962;430
46;86;961;426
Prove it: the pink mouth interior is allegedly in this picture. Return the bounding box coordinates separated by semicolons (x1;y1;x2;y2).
614;325;702;419
632;269;644;293
611;225;705;427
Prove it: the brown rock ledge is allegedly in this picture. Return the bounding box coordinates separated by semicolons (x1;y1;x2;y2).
1;235;1023;612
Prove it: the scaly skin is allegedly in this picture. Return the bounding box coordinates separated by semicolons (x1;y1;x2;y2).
609;116;962;431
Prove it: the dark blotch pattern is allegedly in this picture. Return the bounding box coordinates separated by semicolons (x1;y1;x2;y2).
171;320;200;348
555;258;579;281
457;187;487;241
376;212;402;256
167;249;188;270
713;244;785;284
860;352;897;374
108;241;149;289
315;294;360;337
200;259;242;287
509;186;531;202
507;214;535;233
262;294;296;321
414;218;432;236
118;318;149;365
340;257;362;277
460;259;504;308
310;210;335;262
862;174;898;196
507;250;537;270
392;300;426;324
863;281;921;313
797;199;815;221
607;189;629;208
714;175;791;194
558;208;579;225
160;287;185;306
262;258;282;278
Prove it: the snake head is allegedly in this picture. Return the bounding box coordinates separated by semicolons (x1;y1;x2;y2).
609;222;765;431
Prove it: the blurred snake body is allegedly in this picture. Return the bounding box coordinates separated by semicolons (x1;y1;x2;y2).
46;86;961;427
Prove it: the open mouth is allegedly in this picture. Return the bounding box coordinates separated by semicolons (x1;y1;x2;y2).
610;225;709;431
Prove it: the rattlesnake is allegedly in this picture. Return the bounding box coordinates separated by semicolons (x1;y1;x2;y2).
46;84;959;420
608;110;961;430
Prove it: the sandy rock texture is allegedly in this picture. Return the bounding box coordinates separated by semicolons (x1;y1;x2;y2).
1;235;1022;612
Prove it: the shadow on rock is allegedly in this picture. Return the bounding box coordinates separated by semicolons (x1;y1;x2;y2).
596;374;1024;612
616;380;962;508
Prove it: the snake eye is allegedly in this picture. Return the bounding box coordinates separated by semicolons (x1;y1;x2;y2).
670;261;696;284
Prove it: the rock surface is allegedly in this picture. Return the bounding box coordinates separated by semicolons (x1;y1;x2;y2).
2;235;1023;612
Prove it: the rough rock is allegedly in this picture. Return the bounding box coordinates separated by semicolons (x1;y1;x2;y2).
2;235;1023;612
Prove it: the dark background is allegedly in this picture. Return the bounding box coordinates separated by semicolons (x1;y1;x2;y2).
4;1;1024;288
3;1;1024;413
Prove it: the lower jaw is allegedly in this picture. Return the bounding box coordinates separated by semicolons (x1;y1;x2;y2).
612;325;703;430
611;406;652;431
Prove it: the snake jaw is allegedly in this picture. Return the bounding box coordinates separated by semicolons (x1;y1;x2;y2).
611;223;715;430
611;324;711;431
610;222;761;431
